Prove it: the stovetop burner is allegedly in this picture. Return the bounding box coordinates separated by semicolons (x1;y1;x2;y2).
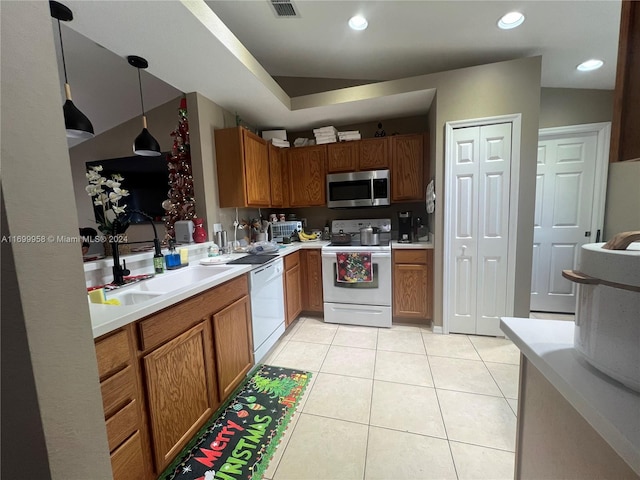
327;239;390;248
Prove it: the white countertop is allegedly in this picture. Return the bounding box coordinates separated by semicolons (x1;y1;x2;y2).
88;241;327;338
500;317;640;475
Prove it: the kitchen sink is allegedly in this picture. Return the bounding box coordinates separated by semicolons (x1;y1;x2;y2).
137;265;237;292
109;290;164;306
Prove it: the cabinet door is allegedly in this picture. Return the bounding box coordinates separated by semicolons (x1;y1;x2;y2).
391;134;424;202
327;142;359;173
212;295;253;400
269;143;284;207
359;137;390;170
111;431;147;480
285;263;303;326
302;249;324;312
287;145;327;206
393;263;428;318
143;321;217;471
243;129;271;206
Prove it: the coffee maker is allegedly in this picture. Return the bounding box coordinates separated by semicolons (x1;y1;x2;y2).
398;211;413;243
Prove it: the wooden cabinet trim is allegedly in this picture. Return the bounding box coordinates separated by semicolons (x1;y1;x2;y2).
284;250;300;270
138;275;248;351
100;365;137;418
106;399;139;452
110;430;148;480
95;328;131;380
301;249;324;312
394;249;428;264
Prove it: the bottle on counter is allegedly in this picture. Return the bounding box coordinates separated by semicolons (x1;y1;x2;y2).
165;239;181;269
153;238;164;274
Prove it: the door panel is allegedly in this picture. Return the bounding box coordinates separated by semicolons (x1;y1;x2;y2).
448;123;511;336
531;132;597;313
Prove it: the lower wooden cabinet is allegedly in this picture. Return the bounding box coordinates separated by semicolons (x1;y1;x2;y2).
301;249;324;312
143;321;217;471
284;251;302;326
94;274;254;477
393;249;433;320
212;295;254;399
95;325;152;480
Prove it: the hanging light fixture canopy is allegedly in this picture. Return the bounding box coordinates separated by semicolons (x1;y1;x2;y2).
128;55;161;157
50;1;94;139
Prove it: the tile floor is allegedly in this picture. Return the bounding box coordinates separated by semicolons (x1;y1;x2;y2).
258;315;566;480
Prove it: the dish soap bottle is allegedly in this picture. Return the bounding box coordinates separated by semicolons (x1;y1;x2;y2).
165;239;181;269
153;238;164;274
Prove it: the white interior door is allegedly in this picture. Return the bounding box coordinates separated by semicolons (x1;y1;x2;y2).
530;131;598;313
448;123;512;336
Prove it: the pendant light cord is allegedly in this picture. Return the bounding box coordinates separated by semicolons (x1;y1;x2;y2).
137;68;146;117
56;19;69;84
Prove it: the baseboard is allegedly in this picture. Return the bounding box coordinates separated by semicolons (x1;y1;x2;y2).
432;325;443;334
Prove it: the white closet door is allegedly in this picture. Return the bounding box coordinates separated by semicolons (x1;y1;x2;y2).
476;123;512;335
449;127;480;334
447;123;512;336
530;132;597;313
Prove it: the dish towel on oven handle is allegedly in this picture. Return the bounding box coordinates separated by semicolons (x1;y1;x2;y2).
336;252;373;283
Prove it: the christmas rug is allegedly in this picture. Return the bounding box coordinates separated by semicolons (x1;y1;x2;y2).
159;365;311;480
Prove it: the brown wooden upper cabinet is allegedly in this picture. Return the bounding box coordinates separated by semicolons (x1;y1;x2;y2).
391;133;426;202
268;142;288;207
610;0;640;162
327;137;390;173
214;127;271;208
287;144;327;206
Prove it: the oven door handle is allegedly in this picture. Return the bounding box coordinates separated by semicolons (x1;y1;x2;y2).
370;176;375;206
322;251;391;259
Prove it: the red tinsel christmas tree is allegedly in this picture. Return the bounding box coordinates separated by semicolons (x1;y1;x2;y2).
163;97;196;239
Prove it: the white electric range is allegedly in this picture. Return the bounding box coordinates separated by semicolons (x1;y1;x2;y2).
321;219;392;328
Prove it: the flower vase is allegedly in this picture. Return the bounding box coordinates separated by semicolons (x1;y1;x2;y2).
193;218;207;243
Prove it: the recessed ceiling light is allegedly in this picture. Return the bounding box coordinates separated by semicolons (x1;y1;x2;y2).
577;59;604;71
498;11;525;29
348;15;368;31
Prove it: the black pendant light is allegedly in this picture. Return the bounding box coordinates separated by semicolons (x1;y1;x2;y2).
128;55;161;156
50;1;95;139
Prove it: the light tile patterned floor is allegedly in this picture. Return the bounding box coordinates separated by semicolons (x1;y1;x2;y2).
260;316;528;480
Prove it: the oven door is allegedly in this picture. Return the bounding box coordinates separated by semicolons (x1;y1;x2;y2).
321;250;392;306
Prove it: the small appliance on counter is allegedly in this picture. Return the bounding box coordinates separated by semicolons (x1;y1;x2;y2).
398;211;413;243
270;221;302;243
175;220;194;244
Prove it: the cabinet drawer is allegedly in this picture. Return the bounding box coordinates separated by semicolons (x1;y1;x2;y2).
106;399;140;452
394;249;428;264
284;250;300;270
95;329;130;380
101;365;136;418
111;430;147;480
139;275;249;351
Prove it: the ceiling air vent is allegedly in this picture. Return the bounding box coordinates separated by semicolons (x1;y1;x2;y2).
270;0;299;18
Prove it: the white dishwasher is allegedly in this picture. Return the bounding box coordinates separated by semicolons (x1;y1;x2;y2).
249;257;285;364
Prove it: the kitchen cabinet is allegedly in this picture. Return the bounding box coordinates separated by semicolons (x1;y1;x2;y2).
95;326;153;480
327;141;359;173
269;142;288;207
391;133;426;202
359;137;390;170
215;126;272;208
301;249;324;312
327;137;390;173
143;321;217;471
610;0;640;163
212;295;253;399
287;145;327;206
393;249;433;320
284;251;303;326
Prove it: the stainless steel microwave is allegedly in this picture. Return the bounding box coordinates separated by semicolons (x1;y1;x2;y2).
326;169;390;208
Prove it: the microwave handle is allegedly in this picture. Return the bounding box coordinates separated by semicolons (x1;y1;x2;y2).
370;177;375;205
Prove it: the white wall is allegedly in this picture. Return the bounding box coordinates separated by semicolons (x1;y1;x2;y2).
1;1;112;477
604;161;640;240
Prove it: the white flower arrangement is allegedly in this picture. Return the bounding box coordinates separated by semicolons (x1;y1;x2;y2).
85;165;131;235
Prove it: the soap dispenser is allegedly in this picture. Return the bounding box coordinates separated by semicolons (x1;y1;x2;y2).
165;239;181;269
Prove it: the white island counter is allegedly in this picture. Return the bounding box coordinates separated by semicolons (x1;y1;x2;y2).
501;317;640;479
